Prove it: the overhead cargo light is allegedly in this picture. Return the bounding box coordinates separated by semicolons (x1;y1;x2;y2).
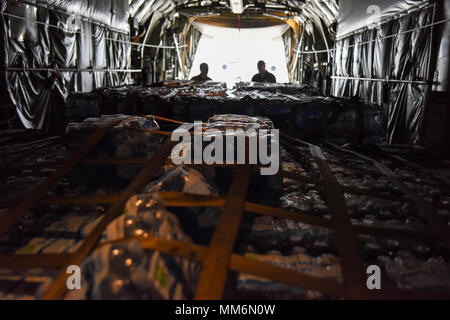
230;0;244;14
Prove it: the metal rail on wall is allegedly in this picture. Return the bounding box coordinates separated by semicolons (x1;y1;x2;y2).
296;3;449;87
1;116;450;300
2;67;142;73
3;0;130;35
0;11;187;50
330;75;431;85
331;3;446;90
295;16;450;57
0;9;187;77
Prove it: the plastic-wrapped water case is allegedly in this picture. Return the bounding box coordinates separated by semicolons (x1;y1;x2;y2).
70;193;200;300
66;115;164;182
144;166;220;240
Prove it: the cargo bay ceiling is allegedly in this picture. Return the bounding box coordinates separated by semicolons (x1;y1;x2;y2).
17;1;339;38
129;0;339;28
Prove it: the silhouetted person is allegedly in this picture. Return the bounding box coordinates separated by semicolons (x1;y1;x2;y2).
252;60;276;83
191;63;212;81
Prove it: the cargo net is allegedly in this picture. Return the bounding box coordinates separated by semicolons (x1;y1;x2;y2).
0;114;450;300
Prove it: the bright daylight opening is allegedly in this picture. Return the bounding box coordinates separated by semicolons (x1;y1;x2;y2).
189;23;290;87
